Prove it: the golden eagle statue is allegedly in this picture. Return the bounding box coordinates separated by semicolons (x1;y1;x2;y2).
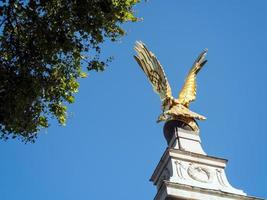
134;41;207;132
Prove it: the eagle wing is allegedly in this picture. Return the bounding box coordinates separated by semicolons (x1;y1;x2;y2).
177;49;208;107
134;41;172;101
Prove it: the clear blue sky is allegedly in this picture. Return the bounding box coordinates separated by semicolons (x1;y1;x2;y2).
1;1;267;199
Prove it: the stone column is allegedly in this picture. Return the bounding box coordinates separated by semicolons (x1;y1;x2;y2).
150;120;263;200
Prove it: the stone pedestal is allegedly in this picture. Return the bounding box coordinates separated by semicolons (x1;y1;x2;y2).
150;121;263;200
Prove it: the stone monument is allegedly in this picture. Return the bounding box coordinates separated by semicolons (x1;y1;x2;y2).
149;120;263;200
134;41;263;200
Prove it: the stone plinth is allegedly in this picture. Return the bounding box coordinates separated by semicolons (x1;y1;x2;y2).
150;121;263;200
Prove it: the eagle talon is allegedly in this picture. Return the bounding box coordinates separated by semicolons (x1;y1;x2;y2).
157;114;167;123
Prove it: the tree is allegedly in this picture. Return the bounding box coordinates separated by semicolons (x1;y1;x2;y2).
0;0;140;142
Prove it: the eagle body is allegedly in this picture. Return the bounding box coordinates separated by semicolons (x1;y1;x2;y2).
134;41;207;132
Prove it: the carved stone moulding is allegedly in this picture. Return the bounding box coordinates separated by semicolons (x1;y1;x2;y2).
154;181;264;200
187;163;211;183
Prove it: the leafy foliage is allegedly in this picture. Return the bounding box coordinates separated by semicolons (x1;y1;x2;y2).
0;0;139;142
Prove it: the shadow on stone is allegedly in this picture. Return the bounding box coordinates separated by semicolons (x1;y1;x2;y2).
163;120;196;145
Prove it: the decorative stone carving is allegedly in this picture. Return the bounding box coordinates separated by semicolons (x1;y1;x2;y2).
216;168;227;187
187;163;211;183
175;161;186;179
